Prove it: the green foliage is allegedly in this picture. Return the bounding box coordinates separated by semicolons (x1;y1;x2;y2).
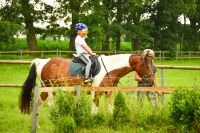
73;93;91;127
56;116;76;133
1;0;200;51
0;20;21;50
37;39;69;50
91;113;106;126
170;88;200;132
50;90;76;121
111;92;131;128
50;91;92;132
0;38;69;51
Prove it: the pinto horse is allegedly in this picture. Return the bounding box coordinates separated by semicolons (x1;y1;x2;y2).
19;53;155;114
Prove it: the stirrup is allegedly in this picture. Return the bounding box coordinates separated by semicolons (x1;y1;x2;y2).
84;78;93;83
73;54;79;57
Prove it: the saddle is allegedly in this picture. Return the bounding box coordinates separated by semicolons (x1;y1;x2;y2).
69;54;101;78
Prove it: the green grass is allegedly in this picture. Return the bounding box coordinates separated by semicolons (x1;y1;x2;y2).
0;88;54;133
0;60;199;132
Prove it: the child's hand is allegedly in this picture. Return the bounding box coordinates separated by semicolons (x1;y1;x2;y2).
92;53;96;56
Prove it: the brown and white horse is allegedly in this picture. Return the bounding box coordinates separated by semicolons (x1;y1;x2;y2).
19;53;155;114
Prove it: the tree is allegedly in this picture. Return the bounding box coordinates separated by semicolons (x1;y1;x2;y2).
0;0;56;51
20;0;38;50
147;0;181;51
84;0;114;51
54;0;87;51
124;0;152;50
183;0;200;51
0;20;20;50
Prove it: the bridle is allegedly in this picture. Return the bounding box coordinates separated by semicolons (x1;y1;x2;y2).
140;54;155;82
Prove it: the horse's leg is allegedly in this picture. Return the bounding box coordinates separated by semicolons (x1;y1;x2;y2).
150;92;157;106
146;92;151;103
91;91;100;114
35;92;48;128
47;92;55;107
137;91;144;107
106;92;113;114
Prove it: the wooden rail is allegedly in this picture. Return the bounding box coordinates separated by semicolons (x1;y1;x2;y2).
156;65;200;70
40;86;174;94
0;84;174;94
0;84;23;87
0;60;31;64
0;60;200;70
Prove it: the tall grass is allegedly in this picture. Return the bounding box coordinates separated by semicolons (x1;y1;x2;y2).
0;38;133;51
0;38;69;51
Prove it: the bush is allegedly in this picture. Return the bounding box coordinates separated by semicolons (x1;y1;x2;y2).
50;90;92;132
91;113;106;126
73;93;91;128
56;116;76;133
170;88;200;132
111;92;131;128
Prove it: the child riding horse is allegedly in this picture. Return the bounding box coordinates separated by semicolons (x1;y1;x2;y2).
19;50;155;114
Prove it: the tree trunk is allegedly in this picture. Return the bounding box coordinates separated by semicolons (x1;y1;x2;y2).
115;0;122;52
131;38;140;50
189;17;198;50
68;31;76;51
102;34;110;51
26;25;38;51
68;15;77;51
116;31;121;51
180;14;186;51
21;0;38;51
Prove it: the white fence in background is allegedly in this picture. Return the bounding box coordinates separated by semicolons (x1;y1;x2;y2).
0;50;200;60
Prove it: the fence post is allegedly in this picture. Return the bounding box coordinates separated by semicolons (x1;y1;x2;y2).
159;50;162;61
137;50;140;54
41;51;44;58
76;85;81;96
20;49;23;59
31;85;39;133
189;51;191;61
161;68;165;105
162;51;165;60
56;49;58;56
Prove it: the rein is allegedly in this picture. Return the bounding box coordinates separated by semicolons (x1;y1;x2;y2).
100;57;109;77
100;56;123;86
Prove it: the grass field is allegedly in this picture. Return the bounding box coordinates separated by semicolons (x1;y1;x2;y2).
0;59;200;132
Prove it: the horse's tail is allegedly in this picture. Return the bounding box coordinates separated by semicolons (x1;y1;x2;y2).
19;60;37;114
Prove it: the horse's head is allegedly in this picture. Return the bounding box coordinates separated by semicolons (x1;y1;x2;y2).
130;49;156;86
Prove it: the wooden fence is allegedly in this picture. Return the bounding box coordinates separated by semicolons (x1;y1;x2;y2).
1;50;200;60
0;83;174;133
32;85;174;133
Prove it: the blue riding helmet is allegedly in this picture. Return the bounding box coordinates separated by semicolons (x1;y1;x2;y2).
75;23;88;30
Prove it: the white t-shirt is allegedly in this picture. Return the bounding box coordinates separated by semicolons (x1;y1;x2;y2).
75;35;88;55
